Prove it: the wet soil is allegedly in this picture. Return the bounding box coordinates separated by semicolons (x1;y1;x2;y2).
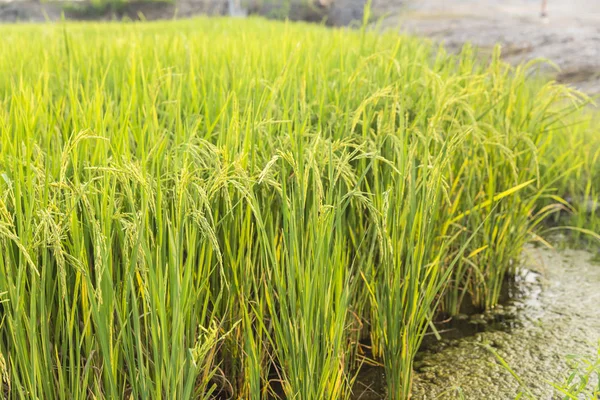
353;245;600;399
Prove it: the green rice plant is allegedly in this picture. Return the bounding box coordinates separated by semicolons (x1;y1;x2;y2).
433;49;594;313
261;138;355;398
551;345;600;399
545;112;600;245
369;136;455;399
0;17;598;400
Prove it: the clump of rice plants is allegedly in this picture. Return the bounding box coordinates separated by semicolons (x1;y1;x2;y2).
544;112;600;246
0;17;598;399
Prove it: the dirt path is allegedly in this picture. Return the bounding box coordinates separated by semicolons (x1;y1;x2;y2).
354;246;600;399
382;0;600;95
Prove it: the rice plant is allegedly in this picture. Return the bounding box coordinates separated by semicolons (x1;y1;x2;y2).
0;17;597;399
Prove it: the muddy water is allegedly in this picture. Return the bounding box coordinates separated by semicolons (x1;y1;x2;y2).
354;245;600;399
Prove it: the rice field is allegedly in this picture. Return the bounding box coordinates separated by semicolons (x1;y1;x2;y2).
0;18;598;399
